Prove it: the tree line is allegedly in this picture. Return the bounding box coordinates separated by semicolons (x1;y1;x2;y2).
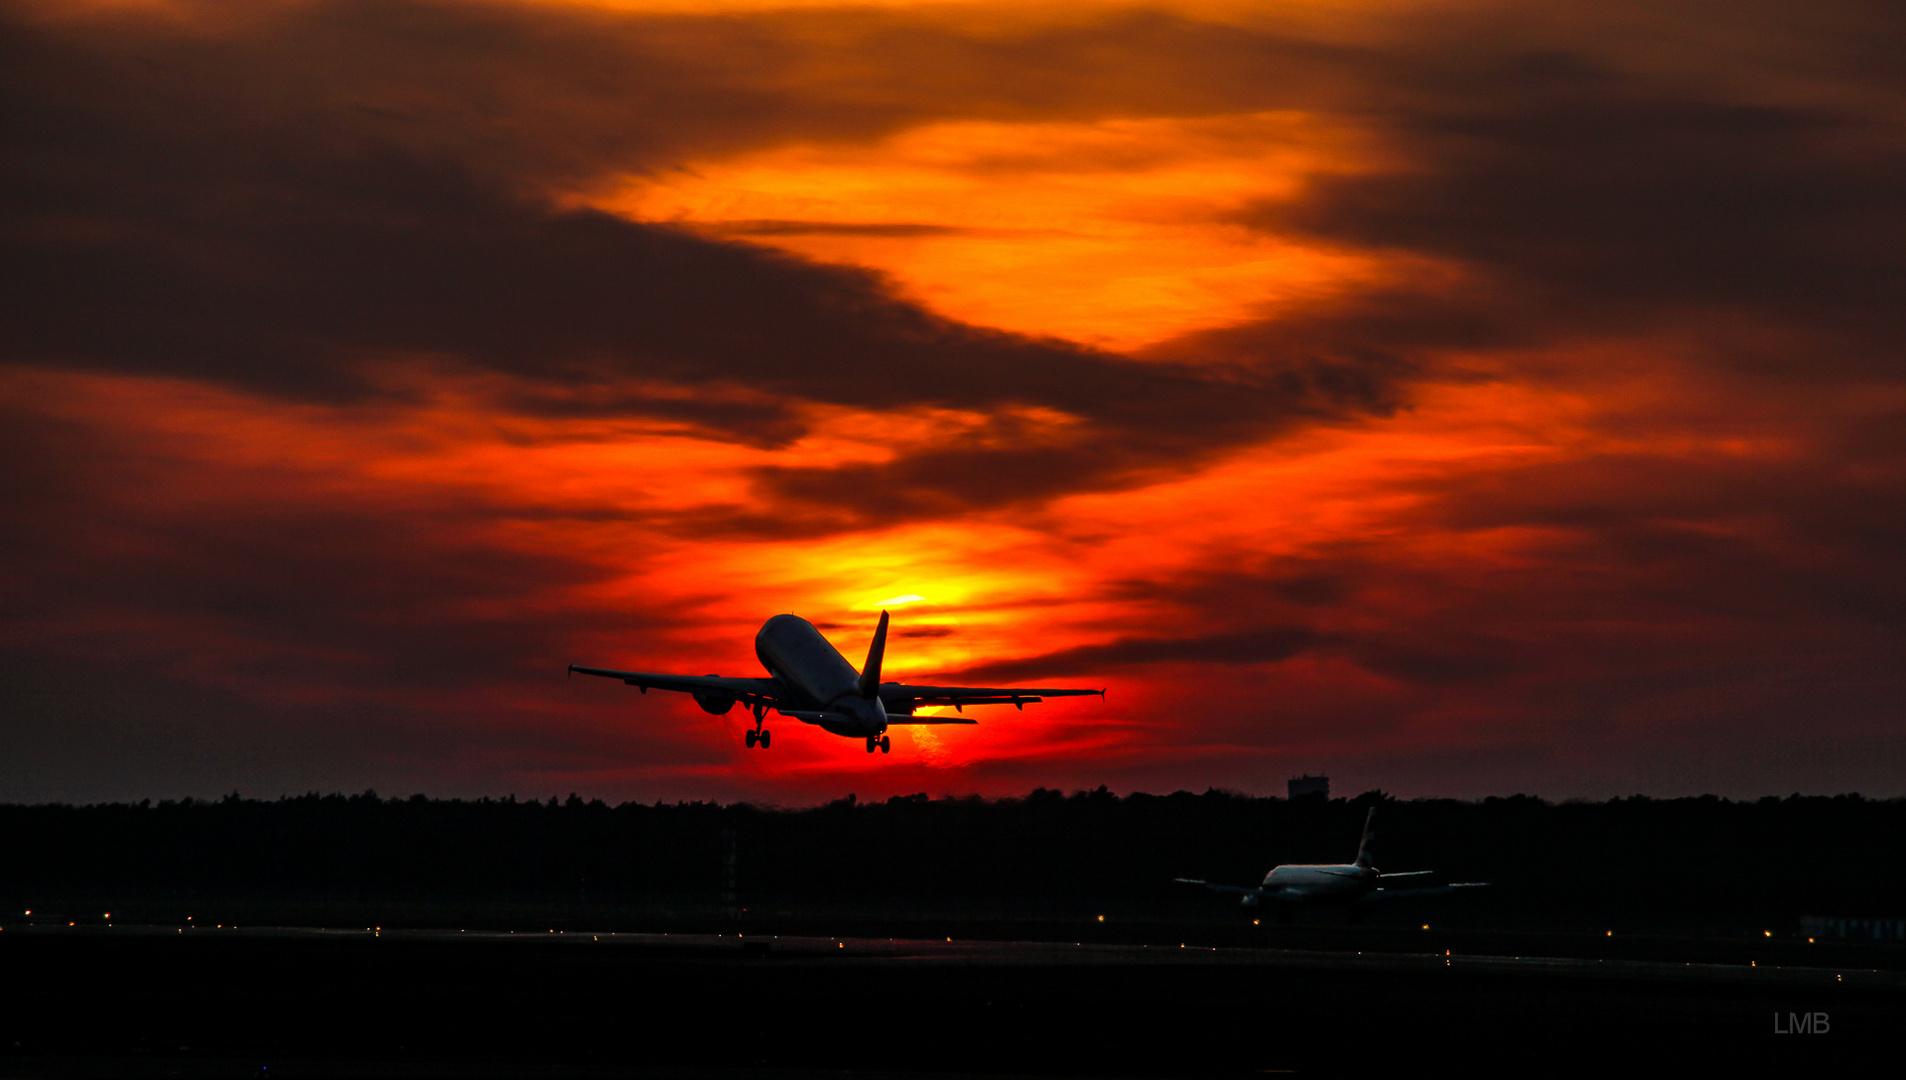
2;788;1899;927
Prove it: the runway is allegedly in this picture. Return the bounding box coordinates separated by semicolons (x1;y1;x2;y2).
1;922;1895;1077
9;921;1897;986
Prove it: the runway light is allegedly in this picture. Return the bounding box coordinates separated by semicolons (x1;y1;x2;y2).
1606;931;1613;937
1097;915;1104;922
1763;930;1772;937
1808;938;1815;943
1252;920;1260;926
1421;924;1429;930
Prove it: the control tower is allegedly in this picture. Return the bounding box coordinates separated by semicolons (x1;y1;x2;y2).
1287;774;1329;800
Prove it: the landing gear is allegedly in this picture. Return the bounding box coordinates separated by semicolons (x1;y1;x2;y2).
865;737;877;753
864;735;891;754
880;735;890;754
744;705;771;749
746;730;755;748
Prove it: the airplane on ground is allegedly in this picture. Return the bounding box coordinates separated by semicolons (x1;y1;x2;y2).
568;611;1104;754
1175;807;1488;920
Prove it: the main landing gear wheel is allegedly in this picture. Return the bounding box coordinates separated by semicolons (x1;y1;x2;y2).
879;735;890;754
759;729;770;748
745;730;756;748
746;729;771;749
865;737;877;753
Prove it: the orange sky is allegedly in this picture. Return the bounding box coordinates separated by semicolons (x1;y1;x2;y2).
4;0;1905;803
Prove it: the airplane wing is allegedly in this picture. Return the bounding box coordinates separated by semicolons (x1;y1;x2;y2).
567;666;787;707
1361;882;1491;901
1172;878;1259;897
880;682;1105;713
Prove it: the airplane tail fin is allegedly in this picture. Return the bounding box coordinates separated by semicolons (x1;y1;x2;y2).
1353;806;1377;869
857;610;889;698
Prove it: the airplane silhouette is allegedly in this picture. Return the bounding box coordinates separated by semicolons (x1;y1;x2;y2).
570;611;1103;754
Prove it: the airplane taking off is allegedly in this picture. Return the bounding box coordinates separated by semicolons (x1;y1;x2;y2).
569;611;1104;754
1176;808;1488;920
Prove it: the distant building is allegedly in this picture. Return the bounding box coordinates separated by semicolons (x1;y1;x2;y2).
1287;774;1329;800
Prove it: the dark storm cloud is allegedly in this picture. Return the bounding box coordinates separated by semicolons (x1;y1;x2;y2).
1410;450;1906;636
744;346;1408;524
1241;37;1906;360
16;0;1896;533
1;0;1416;521
8;0;1903;421
0;401;658;691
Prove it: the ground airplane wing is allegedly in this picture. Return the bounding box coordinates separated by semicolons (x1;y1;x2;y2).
1172;878;1259;896
880;683;1105;713
567;666;786;706
1361;882;1492;901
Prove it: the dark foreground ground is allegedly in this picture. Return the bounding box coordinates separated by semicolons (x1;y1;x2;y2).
1;920;1897;1079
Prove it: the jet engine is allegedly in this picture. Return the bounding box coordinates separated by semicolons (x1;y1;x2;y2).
694;692;736;715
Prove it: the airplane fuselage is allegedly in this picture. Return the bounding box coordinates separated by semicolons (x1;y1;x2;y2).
1261;863;1379;904
754;614;888;736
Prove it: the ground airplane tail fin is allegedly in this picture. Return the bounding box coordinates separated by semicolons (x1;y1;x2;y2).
857;610;889;699
1353;807;1377;869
